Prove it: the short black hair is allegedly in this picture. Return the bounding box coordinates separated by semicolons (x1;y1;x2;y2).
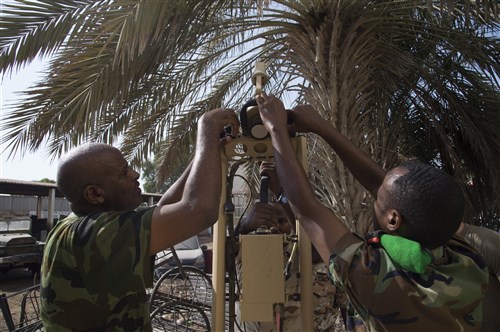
388;161;464;248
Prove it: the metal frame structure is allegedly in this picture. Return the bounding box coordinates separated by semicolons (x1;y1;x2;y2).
211;136;313;331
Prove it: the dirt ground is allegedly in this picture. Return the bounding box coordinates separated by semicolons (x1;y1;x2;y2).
0;268;40;332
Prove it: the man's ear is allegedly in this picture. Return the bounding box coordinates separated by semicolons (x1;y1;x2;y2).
386;209;403;232
83;185;105;205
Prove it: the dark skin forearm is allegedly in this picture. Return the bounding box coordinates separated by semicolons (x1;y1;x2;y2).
290;106;386;197
156;160;193;206
257;94;349;263
316;124;384;197
149;109;239;254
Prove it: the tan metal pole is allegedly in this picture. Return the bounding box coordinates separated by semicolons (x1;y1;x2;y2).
212;150;228;331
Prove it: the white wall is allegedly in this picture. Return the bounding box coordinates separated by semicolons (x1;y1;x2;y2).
0;195;71;218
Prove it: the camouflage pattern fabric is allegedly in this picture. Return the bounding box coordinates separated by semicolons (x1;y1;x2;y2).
329;232;489;332
345;302;368;332
312;262;347;332
40;208;155;331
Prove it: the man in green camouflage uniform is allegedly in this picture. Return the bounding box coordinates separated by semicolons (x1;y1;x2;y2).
257;93;489;332
312;262;346;332
234;161;343;332
41;208;156;331
40;108;239;331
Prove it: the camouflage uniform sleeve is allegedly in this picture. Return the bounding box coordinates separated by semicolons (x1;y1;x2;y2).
328;232;489;331
327;233;369;323
327;233;365;288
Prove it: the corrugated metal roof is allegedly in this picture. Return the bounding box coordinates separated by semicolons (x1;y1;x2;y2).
0;179;63;197
0;178;163;200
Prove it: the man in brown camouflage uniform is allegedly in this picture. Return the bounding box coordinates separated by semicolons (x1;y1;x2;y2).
234;162;345;332
257;93;488;331
312;262;346;332
40;108;239;331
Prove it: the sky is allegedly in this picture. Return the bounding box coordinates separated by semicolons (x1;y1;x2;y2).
0;58;58;182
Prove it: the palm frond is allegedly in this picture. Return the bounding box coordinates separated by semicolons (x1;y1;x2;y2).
1;0;499;228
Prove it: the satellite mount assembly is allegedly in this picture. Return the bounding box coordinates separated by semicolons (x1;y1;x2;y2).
211;61;313;332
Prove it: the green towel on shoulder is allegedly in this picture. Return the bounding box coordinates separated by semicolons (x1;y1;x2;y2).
380;234;432;274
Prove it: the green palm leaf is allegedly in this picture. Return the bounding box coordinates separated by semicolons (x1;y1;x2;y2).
1;0;499;228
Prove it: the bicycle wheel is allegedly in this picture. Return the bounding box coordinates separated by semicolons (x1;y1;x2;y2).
150;266;212;331
150;300;211;332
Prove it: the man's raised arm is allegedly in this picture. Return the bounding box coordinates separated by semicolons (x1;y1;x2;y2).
257;93;348;263
289;106;385;197
149;108;239;254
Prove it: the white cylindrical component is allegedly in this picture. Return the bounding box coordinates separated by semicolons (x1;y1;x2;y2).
252;61;268;95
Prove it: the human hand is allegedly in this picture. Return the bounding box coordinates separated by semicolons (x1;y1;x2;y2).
239;202;278;234
288;105;324;134
199;108;239;143
256;92;288;133
259;161;281;196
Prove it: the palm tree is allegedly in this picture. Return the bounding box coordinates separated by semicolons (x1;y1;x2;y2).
1;0;499;232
